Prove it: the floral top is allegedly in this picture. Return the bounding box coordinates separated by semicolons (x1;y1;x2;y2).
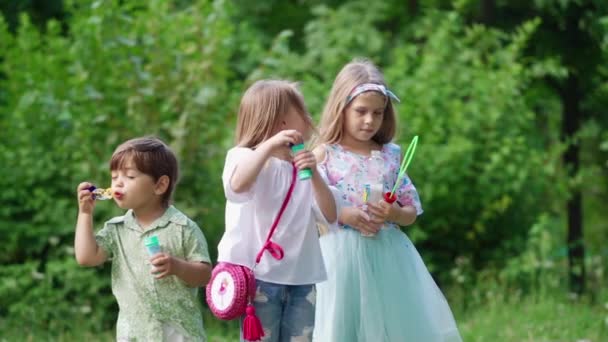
318;143;423;229
96;206;210;341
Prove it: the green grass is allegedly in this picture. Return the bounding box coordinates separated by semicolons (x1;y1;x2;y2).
2;292;605;341
0;326;237;341
456;293;607;342
0;309;239;342
0;329;237;342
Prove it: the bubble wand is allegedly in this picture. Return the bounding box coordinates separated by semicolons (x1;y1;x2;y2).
383;135;418;204
87;185;113;200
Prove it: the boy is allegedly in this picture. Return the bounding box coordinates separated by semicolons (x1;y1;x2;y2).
75;136;211;341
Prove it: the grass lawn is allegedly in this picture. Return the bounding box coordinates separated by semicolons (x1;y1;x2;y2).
2;292;605;341
456;292;606;342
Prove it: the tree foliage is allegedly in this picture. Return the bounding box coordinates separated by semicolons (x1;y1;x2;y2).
1;0;606;334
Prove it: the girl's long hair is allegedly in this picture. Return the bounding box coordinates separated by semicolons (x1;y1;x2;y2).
315;58;396;146
235;80;310;148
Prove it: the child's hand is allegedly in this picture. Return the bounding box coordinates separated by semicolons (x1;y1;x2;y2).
366;200;393;225
341;207;382;235
77;182;96;214
293;149;316;175
150;253;177;279
262;129;303;153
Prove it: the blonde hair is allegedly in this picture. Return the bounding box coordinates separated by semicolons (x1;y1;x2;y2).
316;59;396;146
235;80;311;148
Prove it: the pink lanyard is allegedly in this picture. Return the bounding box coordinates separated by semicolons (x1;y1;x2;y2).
254;164;297;264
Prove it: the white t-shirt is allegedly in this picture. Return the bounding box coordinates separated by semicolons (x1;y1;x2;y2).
217;147;336;285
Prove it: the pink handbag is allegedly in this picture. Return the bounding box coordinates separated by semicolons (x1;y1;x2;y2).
206;165;297;341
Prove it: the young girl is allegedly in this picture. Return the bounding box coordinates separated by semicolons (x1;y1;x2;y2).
217;80;338;342
313;60;462;342
74;136;212;341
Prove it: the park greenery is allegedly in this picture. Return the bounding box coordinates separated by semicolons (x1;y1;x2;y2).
1;0;607;340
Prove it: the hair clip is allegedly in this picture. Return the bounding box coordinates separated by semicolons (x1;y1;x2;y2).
87;186;113;200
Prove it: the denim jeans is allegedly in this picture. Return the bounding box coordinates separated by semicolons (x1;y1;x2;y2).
240;279;316;342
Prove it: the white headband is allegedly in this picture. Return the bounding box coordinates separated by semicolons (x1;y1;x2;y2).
345;83;401;105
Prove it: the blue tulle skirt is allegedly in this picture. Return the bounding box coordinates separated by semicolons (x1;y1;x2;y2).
313;226;462;342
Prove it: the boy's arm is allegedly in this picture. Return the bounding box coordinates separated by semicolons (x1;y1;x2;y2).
150;221;212;287
171;259;212;287
150;255;211;287
74;182;108;266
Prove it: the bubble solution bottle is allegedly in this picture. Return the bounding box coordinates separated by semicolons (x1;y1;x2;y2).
361;150;385;237
291;143;312;180
144;236;161;255
144;236;161;274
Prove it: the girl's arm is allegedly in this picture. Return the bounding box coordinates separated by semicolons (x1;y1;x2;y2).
387;203;417;226
310;171;337;223
74;182;108;266
230;129;303;193
310;145;337;223
368;201;417;227
229;146;271;194
339;206;382;235
312;145;380;233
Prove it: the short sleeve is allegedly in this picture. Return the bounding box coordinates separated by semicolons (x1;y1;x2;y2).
222;147;259;203
395;173;423;215
95;222;116;259
318;144;351;209
182;220;211;264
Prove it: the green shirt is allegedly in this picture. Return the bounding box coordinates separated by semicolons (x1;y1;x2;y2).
96;206;210;341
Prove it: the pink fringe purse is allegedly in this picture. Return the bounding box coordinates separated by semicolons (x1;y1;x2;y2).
206;165;297;341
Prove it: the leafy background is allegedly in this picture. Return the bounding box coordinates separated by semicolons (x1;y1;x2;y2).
1;0;607;340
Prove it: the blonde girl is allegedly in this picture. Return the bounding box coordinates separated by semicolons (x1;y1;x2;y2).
313;60;462;342
217;80;339;342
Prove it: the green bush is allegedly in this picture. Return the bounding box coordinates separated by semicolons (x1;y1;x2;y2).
1;0;606;335
248;3;568;280
0;259;115;333
0;0;240;331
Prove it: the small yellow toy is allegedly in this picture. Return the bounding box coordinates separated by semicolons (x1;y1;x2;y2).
87;186;113;200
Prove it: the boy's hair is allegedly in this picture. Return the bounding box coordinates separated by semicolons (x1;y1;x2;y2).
110;136;179;208
235;79;311;148
317;58;396;145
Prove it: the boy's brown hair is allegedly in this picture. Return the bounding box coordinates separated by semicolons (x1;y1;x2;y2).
110;136;179;208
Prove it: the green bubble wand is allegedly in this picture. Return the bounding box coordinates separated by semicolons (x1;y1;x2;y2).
383;135;419;203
